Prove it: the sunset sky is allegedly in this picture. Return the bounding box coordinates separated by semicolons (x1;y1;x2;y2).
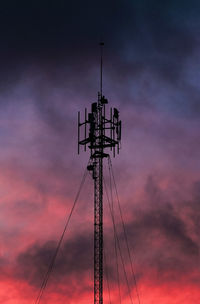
0;1;200;303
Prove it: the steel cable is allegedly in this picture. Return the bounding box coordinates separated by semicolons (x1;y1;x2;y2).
108;160;122;304
104;248;112;304
34;165;88;304
104;177;134;304
108;156;141;304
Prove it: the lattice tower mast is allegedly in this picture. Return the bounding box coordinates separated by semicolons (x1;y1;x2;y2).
78;43;122;304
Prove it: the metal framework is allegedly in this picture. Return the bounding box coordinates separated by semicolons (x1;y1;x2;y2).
78;43;121;304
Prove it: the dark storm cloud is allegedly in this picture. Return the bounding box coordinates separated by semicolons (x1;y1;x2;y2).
1;0;200;118
15;230;118;289
15;233;93;287
120;175;200;283
14;176;200;288
0;0;199;68
0;1;132;62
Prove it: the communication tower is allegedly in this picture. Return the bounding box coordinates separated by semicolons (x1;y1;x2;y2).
78;43;122;304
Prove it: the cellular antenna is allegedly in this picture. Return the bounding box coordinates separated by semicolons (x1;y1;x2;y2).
78;45;122;304
100;42;104;97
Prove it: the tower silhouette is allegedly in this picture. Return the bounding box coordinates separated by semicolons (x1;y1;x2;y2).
78;43;122;304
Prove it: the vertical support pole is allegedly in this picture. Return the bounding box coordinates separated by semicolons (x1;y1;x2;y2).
85;108;87;151
110;108;112;151
78;111;80;154
103;105;105;138
94;156;103;304
99;104;103;304
94;98;103;304
112;111;115;157
99;154;103;304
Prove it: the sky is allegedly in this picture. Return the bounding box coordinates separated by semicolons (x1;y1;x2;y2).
0;0;200;303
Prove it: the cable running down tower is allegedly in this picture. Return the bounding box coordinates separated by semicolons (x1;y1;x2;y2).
78;43;122;304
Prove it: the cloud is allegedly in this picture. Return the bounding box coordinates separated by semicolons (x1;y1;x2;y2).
15;232;93;288
121;175;200;285
11;174;200;293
